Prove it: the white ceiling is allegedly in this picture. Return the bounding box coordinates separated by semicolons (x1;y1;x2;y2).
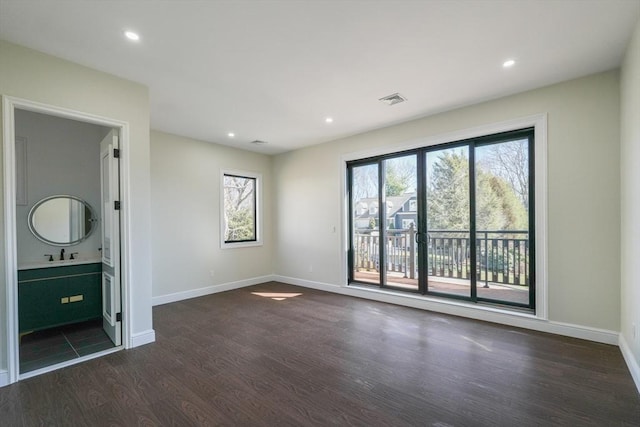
1;1;638;155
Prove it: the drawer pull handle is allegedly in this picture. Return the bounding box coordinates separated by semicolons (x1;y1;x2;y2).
69;295;84;303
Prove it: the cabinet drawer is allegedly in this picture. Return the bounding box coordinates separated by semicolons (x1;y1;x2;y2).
18;262;102;281
18;265;102;332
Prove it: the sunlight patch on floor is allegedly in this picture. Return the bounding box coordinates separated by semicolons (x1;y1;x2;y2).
461;335;492;352
251;292;302;301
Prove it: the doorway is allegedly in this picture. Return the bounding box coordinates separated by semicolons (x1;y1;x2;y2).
2;97;130;383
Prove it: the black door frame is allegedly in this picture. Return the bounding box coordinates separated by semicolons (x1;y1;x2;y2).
347;127;536;311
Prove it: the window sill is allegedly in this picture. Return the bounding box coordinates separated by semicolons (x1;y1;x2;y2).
221;241;263;250
346;282;539;320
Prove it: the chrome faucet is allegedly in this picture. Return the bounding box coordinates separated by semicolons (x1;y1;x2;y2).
60;248;65;261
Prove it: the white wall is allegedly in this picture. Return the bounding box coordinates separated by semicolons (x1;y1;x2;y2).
273;70;621;333
150;130;273;303
0;40;154;376
15;109;106;264
620;18;640;385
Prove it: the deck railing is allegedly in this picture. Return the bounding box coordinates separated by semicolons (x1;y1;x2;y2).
354;226;529;287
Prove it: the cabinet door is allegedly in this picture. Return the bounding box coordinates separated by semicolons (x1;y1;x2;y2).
63;274;102;323
18;273;101;332
19;280;59;331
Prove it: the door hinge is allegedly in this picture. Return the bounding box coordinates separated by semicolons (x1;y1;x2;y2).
116;312;122;322
114;201;121;210
113;148;120;158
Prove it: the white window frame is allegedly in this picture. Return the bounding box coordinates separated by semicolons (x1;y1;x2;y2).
220;169;263;249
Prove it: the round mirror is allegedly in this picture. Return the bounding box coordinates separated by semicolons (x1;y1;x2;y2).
28;195;98;246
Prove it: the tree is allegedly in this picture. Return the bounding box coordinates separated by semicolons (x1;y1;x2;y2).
351;157;416;201
478;139;529;209
368;216;377;230
352;163;378;200
385;158;415;197
427;150;470;230
476;172;528;230
385;163;410;196
223;175;255;241
427;150;528;231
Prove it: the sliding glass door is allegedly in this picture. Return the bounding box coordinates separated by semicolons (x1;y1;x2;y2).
383;154;419;292
474;134;534;307
351;162;380;286
348;128;535;311
425;145;472;299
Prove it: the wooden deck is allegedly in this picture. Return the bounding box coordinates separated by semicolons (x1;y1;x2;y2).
354;270;530;305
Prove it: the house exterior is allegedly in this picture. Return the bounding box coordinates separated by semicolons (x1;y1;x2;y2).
354;193;417;230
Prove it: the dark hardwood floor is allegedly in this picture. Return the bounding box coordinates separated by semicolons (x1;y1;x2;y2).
1;281;638;426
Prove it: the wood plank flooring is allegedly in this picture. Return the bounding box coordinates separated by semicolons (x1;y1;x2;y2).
1;281;638;426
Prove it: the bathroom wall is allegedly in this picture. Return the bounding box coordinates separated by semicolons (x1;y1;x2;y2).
15;109;108;264
0;40;153;382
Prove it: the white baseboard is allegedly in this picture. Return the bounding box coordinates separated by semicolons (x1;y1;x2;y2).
619;333;640;394
0;369;8;387
152;275;276;306
130;329;156;347
273;275;619;345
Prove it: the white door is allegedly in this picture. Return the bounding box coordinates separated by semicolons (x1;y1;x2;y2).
100;129;122;346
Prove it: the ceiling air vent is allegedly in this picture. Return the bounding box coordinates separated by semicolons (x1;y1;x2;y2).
379;93;407;106
250;140;268;145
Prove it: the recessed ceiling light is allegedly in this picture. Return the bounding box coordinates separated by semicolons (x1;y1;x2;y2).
503;59;516;68
228;132;235;138
124;31;140;41
325;117;333;123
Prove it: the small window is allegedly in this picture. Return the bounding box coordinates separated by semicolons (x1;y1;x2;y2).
409;199;417;212
402;219;415;229
221;170;262;248
357;202;368;215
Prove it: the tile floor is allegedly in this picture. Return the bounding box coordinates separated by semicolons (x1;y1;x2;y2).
19;319;115;373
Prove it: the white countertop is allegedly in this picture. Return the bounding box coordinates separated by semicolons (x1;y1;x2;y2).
18;257;102;270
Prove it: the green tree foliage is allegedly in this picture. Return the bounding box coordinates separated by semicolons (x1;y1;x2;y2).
476;172;528;230
385;162;411;197
427;151;469;230
427;150;527;231
368;216;377;229
225;207;255;241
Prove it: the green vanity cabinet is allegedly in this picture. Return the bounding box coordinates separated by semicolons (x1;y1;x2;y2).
18;263;102;333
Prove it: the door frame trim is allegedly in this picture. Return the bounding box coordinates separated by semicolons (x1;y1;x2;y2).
2;96;132;384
